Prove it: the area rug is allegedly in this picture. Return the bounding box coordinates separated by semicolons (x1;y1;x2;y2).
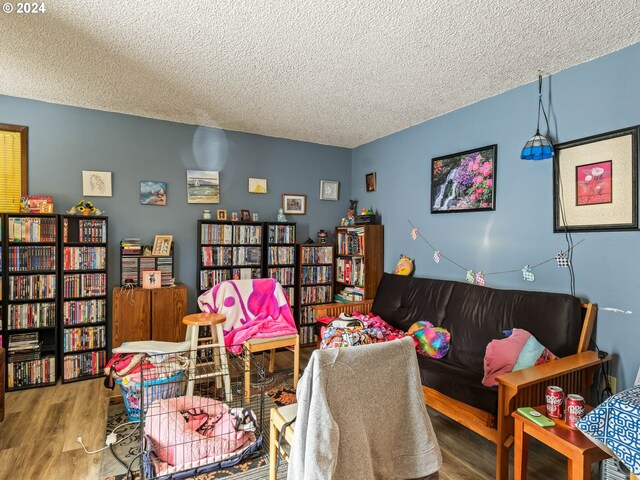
99;369;297;480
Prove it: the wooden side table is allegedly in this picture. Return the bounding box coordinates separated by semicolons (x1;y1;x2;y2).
512;405;610;480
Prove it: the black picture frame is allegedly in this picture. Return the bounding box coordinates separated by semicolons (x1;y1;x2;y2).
430;144;497;213
553;126;638;232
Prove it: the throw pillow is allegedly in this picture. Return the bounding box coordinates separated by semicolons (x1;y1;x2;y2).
482;328;557;387
407;321;450;359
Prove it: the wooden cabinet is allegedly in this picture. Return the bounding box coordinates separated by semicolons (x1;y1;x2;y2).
112;284;187;348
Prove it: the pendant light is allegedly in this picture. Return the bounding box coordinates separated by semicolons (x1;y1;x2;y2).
520;75;554;160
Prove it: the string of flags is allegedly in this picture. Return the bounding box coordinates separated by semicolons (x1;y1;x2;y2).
409;219;583;286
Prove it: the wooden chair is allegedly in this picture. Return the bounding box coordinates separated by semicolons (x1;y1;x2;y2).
269;404;297;480
182;313;232;401
243;334;299;401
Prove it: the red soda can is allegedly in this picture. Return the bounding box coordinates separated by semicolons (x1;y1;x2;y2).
565;394;585;428
546;385;564;418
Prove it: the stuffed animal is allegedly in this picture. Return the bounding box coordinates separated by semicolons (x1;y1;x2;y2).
408;321;451;358
394;254;414;276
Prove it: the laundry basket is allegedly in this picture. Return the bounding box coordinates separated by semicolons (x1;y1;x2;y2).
116;370;186;422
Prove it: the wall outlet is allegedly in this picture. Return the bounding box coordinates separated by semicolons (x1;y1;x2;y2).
607;375;617;394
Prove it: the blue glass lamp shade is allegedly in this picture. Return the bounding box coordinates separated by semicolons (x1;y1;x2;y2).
520;130;554;160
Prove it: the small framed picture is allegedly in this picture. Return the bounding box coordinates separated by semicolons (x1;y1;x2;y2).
152;235;173;256
241;209;251;221
248;177;268;194
216;209;227;220
142;270;161;289
231;211;239;221
320;180;340;201
82;170;112;197
365;172;377;192
140;180;167;206
282;194;307;215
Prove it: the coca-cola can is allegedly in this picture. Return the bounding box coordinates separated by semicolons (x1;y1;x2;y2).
565;394;585;428
546;385;564;418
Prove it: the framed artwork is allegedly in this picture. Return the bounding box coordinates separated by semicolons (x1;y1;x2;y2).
142;270;161;289
216;209;227;220
152;235;173;256
365;172;377;192
430;144;497;213
553;126;638;232
248;177;268;194
282;193;306;215
186;170;220;203
320;180;339;200
140;181;167;206
241;209;251;221
82;170;112;197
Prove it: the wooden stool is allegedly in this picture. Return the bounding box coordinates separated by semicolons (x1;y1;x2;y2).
183;313;232;401
243;334;300;401
512;405;610;480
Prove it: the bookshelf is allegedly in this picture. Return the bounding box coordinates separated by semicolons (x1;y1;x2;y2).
120;239;174;287
334;225;384;302
265;222;296;314
59;214;108;383
198;220;264;295
297;244;334;346
2;213;58;390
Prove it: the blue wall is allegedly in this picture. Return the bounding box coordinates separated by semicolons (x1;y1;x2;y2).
0;95;351;310
352;43;640;390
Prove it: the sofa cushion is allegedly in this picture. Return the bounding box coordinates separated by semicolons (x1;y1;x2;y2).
442;282;582;373
372;273;583;378
371;274;455;332
417;356;498;415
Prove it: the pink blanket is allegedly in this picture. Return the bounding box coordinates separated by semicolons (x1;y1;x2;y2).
197;279;298;354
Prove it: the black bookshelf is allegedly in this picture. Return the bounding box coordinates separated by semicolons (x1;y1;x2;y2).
59;214;108;383
2;213;59;390
198;220;265;295
265;222;297;317
297;243;334;346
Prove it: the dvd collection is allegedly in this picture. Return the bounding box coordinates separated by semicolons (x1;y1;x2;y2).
336;227;365;255
301;245;333;264
268;224;295;244
199;269;232;290
63;325;106;353
63;298;107;325
63;246;106;270
233;225;262;244
201;224;233;244
301;265;333;285
63;218;107;243
63;273;106;297
63;351;106;379
232;246;262;265
201;246;232;267
7;302;56;330
7;216;57;242
300;285;332;304
8;246;57;271
268;267;295;286
268;246;295;265
9;274;56;300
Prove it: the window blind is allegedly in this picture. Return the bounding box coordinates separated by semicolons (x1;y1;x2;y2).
0;125;27;212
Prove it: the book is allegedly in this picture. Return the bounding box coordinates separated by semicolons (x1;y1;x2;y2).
142;270;161;289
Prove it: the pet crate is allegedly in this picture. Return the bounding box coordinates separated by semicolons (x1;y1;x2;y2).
139;345;267;480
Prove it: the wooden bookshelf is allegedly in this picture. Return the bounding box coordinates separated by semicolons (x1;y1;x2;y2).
59;214;108;383
334;224;383;302
265;222;297;315
2;213;58;390
297;243;334;346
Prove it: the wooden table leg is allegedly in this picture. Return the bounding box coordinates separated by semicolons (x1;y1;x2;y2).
568;454;589;480
513;418;529;480
269;409;278;480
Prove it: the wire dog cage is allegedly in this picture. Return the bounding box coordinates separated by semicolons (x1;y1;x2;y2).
136;345;266;480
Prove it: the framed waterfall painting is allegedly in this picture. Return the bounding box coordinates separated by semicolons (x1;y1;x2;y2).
430;144;497;213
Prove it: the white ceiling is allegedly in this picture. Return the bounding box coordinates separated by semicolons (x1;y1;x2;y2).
1;1;639;148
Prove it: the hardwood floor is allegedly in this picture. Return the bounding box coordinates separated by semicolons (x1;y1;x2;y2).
0;347;599;479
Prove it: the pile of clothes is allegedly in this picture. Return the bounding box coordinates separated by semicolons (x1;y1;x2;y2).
144;396;260;477
104;352;187;389
319;312;406;349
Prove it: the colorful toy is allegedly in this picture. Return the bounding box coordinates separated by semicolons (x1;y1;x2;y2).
408;321;451;359
394;254;414;276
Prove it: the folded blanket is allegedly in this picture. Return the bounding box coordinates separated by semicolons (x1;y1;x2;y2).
198;279;298;354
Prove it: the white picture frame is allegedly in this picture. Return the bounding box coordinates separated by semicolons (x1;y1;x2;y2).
248;177;268;194
320;180;340;201
82;170;112;197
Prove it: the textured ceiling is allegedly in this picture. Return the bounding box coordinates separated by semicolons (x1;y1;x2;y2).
0;1;639;147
